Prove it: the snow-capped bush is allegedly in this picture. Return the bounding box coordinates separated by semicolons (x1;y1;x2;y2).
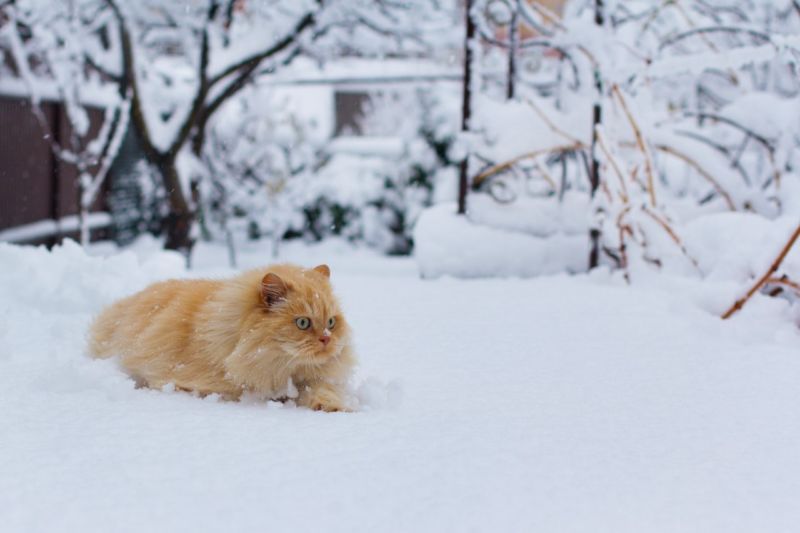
195;84;459;258
418;0;800;287
301;87;460;255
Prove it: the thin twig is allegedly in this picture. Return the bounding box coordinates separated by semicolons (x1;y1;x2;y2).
472;143;584;187
655;144;736;210
612;84;657;207
524;97;584;145
531;160;558;193
765;275;800;295
595;129;629;203
599;180;614;203
641;205;702;272
722;223;800;319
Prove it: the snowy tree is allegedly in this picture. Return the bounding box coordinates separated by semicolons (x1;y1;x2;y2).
1;0;460;254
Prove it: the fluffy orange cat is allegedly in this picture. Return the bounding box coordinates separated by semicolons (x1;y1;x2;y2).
89;263;355;412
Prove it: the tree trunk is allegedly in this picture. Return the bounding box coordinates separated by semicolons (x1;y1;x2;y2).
164;210;194;253
159;157;195;255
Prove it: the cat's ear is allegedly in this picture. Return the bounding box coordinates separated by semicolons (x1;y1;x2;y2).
261;273;288;308
313;264;330;278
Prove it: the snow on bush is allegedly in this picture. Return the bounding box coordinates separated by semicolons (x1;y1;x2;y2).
415;202;588;278
198;83;460;259
416;0;800;305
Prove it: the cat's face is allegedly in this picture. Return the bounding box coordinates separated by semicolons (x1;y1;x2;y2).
258;264;350;363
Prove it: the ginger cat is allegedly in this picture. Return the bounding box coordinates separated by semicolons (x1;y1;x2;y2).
89;263;355;412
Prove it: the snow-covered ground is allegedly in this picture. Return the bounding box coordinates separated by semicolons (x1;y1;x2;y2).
2;238;800;533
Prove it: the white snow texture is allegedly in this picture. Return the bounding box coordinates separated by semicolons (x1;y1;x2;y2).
2;239;800;532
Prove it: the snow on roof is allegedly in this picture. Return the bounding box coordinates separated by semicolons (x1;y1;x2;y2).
265;57;462;88
0;76;120;108
327;136;405;158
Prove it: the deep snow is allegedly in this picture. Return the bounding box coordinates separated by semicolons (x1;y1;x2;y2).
1;239;800;533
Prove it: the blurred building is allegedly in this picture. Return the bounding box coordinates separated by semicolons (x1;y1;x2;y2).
0;84;113;245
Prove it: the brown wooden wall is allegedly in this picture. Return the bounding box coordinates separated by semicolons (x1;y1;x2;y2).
0;95;110;242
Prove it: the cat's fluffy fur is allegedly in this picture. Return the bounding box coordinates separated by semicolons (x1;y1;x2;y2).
89;263;355;411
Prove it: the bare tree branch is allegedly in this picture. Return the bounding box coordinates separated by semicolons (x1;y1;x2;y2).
207;5;319;89
611;84;657;207
722;223;800;319
472;143;584;188
105;0;161;165
641;205;701;272
166;0;220;159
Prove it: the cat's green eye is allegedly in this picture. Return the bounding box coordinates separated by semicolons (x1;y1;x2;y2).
295;317;311;330
327;317;336;329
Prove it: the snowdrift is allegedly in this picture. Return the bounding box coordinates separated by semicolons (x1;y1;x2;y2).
414;202;590;278
414;201;800;287
2;240;800;531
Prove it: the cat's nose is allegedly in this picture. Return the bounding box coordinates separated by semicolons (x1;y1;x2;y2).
319;335;331;346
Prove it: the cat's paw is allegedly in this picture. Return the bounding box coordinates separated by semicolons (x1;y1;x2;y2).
301;386;352;412
310;400;351;413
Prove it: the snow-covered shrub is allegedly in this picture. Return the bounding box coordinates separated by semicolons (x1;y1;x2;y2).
422;0;800;280
195;84;459;257
197;85;324;259
312;87;460;254
289;111;457;255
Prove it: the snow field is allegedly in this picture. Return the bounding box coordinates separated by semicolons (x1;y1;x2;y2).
1;240;800;532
